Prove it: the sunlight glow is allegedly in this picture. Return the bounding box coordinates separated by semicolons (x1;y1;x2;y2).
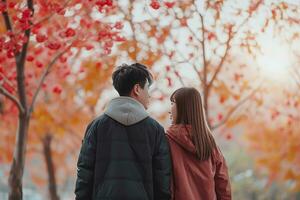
257;38;292;81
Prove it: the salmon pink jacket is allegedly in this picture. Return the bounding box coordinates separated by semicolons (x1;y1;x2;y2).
166;124;231;200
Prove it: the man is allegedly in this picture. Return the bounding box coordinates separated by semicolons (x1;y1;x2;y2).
75;63;171;200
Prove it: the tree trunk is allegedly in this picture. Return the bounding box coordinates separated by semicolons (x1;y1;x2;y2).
8;112;30;200
204;87;209;117
6;1;34;199
42;134;60;200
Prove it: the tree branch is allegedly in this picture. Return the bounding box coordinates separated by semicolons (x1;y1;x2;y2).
197;0;263;92
291;66;300;89
17;0;34;64
128;0;138;61
169;7;202;43
207;32;233;90
163;25;206;86
13;0;34;112
295;79;300;89
1;0;13;32
212;82;263;130
167;5;205;86
0;72;16;90
200;13;206;81
191;62;204;85
29;47;71;114
161;43;185;86
199;13;210;114
15;0;72;36
0;86;24;113
192;0;208;93
174;46;205;86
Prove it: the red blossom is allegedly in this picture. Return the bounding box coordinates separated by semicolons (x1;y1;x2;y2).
115;36;126;42
96;62;102;69
158;96;164;101
226;133;232;140
35;61;43;68
114;22;123;29
22;9;32;19
103;47;111;55
104;41;113;48
32;23;42;34
42;83;47;89
150;1;160;9
166;77;172;87
63;70;71;78
180;18;187;26
166;65;171;72
20;22;31;31
52;85;62;94
26;55;34;62
98;30;112;40
168;51;174;58
3;82;14;93
65;28;76;37
33;47;44;55
219;96;226;103
7;50;14;58
0;2;7;13
207;32;216;40
8;2;16;9
0;66;4;75
50;3;64;14
85;45;94;50
36;34;47;43
79;68;85;73
218;113;223;121
59;57;67;63
96;0;113;12
47;42;61;50
164;2;175;8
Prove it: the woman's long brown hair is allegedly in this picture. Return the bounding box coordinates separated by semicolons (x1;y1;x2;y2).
171;87;216;161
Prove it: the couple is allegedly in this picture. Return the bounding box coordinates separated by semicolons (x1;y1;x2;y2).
75;63;231;200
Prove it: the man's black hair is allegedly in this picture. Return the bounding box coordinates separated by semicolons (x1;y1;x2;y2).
112;63;153;96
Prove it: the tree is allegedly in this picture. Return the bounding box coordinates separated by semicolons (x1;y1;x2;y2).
2;0;300;198
244;78;300;192
112;0;275;133
242;2;300;193
117;0;299;140
0;0;124;199
29;91;90;200
243;33;300;190
0;55;117;199
122;1;300;192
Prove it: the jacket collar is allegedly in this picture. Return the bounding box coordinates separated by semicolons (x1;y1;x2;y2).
105;96;148;126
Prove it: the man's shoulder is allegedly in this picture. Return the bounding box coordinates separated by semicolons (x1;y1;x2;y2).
86;114;110;130
143;116;164;131
94;114;109;123
83;114;112;139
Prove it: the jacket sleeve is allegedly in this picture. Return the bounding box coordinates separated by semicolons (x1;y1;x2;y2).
75;121;97;200
153;126;172;200
214;148;232;200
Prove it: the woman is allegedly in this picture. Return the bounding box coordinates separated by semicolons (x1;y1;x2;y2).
166;87;231;200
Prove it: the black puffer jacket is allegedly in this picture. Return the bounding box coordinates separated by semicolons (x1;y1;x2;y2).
75;97;171;200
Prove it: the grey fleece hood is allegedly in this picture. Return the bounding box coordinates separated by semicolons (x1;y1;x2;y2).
104;96;149;126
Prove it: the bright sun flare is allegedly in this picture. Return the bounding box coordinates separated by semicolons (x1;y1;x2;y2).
257;39;292;81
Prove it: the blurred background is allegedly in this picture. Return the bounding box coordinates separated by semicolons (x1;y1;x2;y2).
1;0;300;199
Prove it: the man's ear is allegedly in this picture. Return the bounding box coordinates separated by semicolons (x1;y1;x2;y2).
132;84;140;96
